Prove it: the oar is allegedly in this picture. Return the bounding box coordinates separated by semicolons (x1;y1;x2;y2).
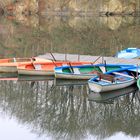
49;52;58;67
68;62;74;73
89;56;102;72
51;59;57;67
30;58;36;69
91;55;102;65
50;52;57;61
104;60;107;72
130;64;139;80
130;72;137;80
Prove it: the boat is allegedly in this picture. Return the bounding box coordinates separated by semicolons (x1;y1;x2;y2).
17;61;91;76
0;57;51;73
54;64;135;80
115;48;140;59
88;68;137;93
88;85;137;103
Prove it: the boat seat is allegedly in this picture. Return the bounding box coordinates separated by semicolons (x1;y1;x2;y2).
99;66;106;73
89;70;102;75
73;68;81;74
99;73;115;83
33;64;42;70
62;64;69;66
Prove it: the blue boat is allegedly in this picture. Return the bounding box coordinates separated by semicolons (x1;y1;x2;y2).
88;68;137;93
115;48;140;59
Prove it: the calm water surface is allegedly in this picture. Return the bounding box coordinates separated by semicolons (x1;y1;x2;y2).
0;79;139;140
0;12;140;140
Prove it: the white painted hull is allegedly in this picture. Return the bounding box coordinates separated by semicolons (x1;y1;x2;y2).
88;80;135;93
55;73;95;80
0;66;17;73
18;69;54;76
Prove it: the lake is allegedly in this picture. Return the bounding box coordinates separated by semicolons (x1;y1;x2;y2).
0;78;139;140
0;6;140;140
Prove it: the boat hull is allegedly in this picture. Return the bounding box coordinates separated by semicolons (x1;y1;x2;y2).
0;66;17;73
18;69;54;76
88;79;135;93
55;73;96;80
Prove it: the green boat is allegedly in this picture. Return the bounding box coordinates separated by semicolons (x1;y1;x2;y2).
55;63;135;80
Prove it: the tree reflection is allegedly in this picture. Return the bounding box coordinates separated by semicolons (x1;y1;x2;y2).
0;80;139;140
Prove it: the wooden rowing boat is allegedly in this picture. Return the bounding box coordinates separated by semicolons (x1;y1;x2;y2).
0;57;51;73
88;68;136;93
17;61;91;76
54;64;135;80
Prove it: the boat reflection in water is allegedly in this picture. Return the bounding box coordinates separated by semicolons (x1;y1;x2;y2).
18;75;54;81
0;73;18;78
54;79;87;86
0;78;139;140
88;84;138;103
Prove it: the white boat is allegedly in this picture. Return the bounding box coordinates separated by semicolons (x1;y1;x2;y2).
88;69;136;93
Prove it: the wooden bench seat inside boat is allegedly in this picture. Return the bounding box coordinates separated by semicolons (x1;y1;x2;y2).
98;73;115;83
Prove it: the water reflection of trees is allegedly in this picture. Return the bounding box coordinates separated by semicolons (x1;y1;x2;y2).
0;80;139;140
0;1;140;57
1;14;140;58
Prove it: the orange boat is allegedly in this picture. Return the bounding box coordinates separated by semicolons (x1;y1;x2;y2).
17;61;91;76
0;57;51;73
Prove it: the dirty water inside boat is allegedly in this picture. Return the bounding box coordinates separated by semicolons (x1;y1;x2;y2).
0;0;140;139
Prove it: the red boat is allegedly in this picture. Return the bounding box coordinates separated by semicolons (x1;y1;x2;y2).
17;61;91;76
